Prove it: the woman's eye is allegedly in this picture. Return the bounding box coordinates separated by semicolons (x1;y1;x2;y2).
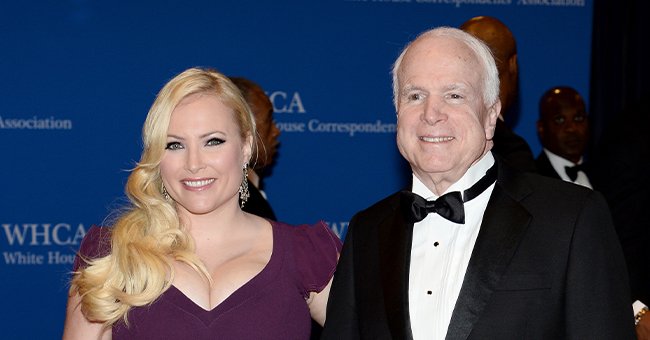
206;138;225;146
554;116;566;124
165;142;183;150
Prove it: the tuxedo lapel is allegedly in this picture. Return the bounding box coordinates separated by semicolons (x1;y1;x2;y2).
445;164;532;340
378;195;414;340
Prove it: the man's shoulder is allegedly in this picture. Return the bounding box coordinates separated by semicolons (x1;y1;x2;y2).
504;166;597;207
533;152;560;178
498;158;593;196
351;191;402;223
492;121;537;172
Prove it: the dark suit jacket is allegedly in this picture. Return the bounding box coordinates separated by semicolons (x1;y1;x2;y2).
535;151;563;181
589;111;650;305
493;119;537;173
322;158;635;340
242;180;277;220
536;152;595;187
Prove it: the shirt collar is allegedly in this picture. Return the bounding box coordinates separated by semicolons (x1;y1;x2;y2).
543;148;583;168
412;152;496;200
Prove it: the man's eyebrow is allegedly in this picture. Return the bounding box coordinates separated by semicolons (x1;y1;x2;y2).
442;83;468;92
401;84;425;94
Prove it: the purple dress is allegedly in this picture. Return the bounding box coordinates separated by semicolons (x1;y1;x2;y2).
73;221;342;340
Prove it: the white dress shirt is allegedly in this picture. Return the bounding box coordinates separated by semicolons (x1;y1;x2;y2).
634;300;648;316
543;149;592;189
409;153;496;340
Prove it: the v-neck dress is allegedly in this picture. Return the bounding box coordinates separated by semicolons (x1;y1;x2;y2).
72;221;342;340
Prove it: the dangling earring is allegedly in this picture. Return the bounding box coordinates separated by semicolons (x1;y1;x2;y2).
161;183;171;201
239;164;250;208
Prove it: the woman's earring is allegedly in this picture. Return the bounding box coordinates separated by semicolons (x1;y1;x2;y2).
239;164;250;208
161;183;171;201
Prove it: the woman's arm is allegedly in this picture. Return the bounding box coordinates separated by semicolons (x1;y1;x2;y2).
307;276;334;326
62;292;111;340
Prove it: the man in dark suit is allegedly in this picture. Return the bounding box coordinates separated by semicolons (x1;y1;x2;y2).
579;98;649;338
536;86;650;337
230;77;279;220
535;86;592;188
461;16;536;173
322;27;634;339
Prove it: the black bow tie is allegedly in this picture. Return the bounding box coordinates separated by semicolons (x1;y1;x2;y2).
564;164;584;181
402;163;498;224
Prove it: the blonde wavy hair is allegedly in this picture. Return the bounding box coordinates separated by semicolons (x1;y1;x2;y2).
70;67;257;327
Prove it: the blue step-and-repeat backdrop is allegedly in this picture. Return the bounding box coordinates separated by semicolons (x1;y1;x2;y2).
1;1;591;338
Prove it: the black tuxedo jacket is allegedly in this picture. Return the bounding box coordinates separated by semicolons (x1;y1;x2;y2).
536;152;594;186
535;151;563;181
493;119;537;173
322;159;634;340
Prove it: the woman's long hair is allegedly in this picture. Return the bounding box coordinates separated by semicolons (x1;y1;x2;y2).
70;67;257;327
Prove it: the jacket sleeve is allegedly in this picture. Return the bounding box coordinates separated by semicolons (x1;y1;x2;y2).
321;215;361;340
564;190;636;339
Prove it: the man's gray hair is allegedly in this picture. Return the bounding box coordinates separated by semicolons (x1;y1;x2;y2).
391;27;500;111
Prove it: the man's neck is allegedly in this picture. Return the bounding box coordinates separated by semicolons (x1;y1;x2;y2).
413;152;495;197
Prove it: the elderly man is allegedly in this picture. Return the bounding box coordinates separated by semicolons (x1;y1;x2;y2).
322;27;634;339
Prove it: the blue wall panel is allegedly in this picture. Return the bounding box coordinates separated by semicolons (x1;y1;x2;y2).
0;1;592;337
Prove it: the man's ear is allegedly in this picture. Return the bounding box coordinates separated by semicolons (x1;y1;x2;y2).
536;120;544;137
485;100;501;140
509;54;518;76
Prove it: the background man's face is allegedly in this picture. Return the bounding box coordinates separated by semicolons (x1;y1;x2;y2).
538;95;588;163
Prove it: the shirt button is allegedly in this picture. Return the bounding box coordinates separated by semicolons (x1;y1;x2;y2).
434;241;440;247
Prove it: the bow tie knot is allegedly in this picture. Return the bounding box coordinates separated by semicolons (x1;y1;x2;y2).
402;191;465;224
565;164;584;181
401;162;498;225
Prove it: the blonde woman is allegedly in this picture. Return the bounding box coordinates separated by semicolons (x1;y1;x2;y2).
63;68;341;339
